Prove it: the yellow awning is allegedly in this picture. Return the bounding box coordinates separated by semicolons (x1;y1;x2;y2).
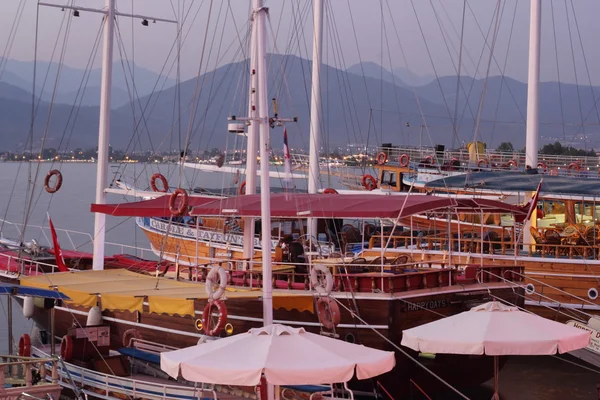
20;269;315;314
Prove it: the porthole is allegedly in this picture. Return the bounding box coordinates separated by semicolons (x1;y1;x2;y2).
588;288;598;300
344;333;356;343
194;319;203;331
525;283;535;295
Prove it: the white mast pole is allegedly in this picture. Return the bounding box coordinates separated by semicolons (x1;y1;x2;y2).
255;1;272;327
307;0;324;238
525;0;541;169
255;3;275;400
243;7;259;260
92;0;115;270
524;0;541;250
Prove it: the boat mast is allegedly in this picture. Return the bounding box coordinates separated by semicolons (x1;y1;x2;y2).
254;0;273;327
37;2;176;271
307;0;324;238
243;4;259;260
525;0;541;169
93;0;116;271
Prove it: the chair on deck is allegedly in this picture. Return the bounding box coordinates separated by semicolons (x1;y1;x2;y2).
367;256;387;272
388;254;409;274
344;257;368;274
529;227;545;255
543;229;563;257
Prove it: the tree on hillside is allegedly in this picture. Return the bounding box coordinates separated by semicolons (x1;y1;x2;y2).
496;142;514;152
540;141;595;157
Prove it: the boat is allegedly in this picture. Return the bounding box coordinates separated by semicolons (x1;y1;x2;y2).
331;1;600;368
4;1;534;397
0;283;67;400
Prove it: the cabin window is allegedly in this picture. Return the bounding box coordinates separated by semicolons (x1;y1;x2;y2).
536;200;566;229
574;202;597;225
381;171;397;187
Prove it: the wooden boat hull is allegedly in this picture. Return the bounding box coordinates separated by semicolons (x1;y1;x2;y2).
29;284;523;397
362;248;600;323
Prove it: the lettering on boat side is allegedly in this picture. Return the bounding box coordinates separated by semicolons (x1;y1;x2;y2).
404;300;448;312
148;218;278;249
566;320;600;355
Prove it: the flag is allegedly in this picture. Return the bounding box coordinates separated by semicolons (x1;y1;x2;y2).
283;128;292;189
48;214;69;272
524;179;543;222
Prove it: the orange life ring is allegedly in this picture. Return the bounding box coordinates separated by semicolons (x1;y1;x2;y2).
150;173;168;192
239;181;246;195
507;159;517;168
477;159;489;168
537;162;548;172
60;335;73;362
399;153;410;167
424;155;434;164
169;188;188;216
202;300;228;337
323;188;338;194
44;169;63;194
18;334;31;357
122;328;143;347
376;152;387;165
316;297;341;330
361;174;377;191
567;162;581;172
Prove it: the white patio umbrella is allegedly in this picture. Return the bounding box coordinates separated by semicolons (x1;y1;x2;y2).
161;324;395;386
401;301;590;399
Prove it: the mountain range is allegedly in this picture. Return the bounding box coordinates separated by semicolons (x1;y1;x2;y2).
0;55;598;152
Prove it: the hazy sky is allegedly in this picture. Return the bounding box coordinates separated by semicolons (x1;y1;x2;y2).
3;0;600;85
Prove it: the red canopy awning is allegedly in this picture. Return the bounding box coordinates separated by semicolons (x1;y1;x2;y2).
91;195;218;217
190;193;527;219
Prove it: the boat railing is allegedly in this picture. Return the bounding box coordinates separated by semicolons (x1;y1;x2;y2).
0;251;64;275
379;145;600;170
32;348;218;400
1;355;59;393
376;230;600;260
186;259;524;294
0;218;176;263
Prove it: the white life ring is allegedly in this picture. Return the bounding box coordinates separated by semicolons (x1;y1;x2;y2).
310;264;334;295
205;265;228;300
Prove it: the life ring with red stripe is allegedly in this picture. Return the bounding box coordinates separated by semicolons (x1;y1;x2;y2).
202;300;228;337
316;296;341;330
361;174;377;191
122;328;143;347
323;188;338;194
376;152;387;165
18;334;31;357
169;188;188;216
44;169;63;194
150;173;168;192
60;335;73;362
239;181;246;195
567;162;581;172
399;154;410;167
536;162;548;172
477;158;489;168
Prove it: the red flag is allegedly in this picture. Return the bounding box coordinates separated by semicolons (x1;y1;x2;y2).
283;128;292;188
48;215;69;272
525;179;543;222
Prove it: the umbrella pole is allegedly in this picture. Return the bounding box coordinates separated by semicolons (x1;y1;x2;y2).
491;355;500;400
